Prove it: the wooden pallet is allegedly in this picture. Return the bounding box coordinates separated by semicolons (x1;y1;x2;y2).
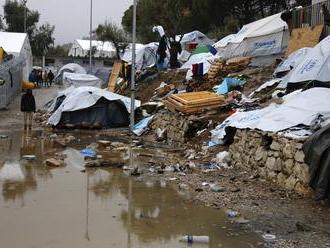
164;91;225;114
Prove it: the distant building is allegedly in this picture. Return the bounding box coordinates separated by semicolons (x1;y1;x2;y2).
68;39;116;58
0;31;32;80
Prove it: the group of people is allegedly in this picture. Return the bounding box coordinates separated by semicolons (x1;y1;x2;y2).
29;69;54;88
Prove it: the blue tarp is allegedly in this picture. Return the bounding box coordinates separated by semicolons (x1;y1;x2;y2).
214;77;246;95
133;115;155;136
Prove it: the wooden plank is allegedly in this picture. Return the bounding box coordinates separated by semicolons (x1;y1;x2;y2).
108;62;122;92
168;96;224;108
286;25;324;56
171;91;219;102
171;92;224;106
167;97;223;112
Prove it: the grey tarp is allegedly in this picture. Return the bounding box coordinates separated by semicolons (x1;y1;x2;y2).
303;124;330;200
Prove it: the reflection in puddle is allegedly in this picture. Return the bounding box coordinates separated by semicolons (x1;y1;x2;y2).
0;130;262;248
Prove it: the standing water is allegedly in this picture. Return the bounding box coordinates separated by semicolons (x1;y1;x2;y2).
0;130;263;248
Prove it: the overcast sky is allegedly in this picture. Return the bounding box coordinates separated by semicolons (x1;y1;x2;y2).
0;0;132;45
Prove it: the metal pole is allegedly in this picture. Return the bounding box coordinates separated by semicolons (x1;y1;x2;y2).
89;0;93;73
130;0;137;132
23;0;27;33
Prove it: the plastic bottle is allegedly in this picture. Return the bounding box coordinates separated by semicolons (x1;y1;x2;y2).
179;235;210;244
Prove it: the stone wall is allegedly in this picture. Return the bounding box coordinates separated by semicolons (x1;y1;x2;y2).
229;129;311;194
150;111;208;144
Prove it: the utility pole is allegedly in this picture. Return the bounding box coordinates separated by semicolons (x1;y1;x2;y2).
23;0;27;33
130;0;137;132
89;0;93;73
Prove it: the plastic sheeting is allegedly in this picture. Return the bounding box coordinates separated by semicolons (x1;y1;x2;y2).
54;63;87;83
133;115;154;136
210;88;330;144
214;13;289;59
48;86;141;126
122;43;158;71
180;31;214;46
63;72;102;88
214;78;246;95
0;161;25;182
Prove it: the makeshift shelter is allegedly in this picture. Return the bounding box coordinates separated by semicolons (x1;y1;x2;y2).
278;35;330;89
54;63;87;84
210;87;330;144
48;86;141;128
62;72;103;88
0;32;32;80
68;39;116;58
214;13;289;59
180;31;213;49
122;43;158;71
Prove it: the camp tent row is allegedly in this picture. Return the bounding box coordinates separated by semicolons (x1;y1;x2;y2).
68;39;117;58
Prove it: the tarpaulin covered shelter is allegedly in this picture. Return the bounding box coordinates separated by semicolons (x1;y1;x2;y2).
62;72;102;88
54;63;87;84
210;87;330;144
122;43;158;71
48;86;141;128
180;31;214;48
0;32;32;80
278;36;330;89
214;13;289;59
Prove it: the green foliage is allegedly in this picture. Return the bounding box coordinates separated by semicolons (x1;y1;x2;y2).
96;21;128;59
3;0;55;56
4;0;39;37
30;23;55;56
121;0;313;43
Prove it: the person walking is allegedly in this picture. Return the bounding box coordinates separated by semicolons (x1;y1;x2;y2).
47;70;54;87
21;89;36;131
43;70;48;88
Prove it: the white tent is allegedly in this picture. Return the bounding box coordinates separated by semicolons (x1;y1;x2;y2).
0;32;32;80
278;36;330;88
180;31;213;47
62;72;103;88
54;63;87;83
68;39;116;58
214;13;289;59
48;86;141;126
122;43;158;71
211;87;330;143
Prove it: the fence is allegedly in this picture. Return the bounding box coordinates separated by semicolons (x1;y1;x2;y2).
292;0;330;34
0;58;24;109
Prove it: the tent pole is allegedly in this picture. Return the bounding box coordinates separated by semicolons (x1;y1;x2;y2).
89;0;93;73
130;0;137;132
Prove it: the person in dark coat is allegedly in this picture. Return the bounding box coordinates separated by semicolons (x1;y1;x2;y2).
153;26;168;70
47;70;55;87
21;89;36;130
169;36;183;69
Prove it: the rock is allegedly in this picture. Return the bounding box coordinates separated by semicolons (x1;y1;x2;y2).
65;135;76;143
293;163;310;184
85;160;101;168
283;144;294;159
294;182;311;195
97;140;111;146
285;175;298;190
266;157;281;172
210;184;225;193
178;183;189;191
277;173;287;187
231;188;241;193
45;158;65;167
255;147;265;161
53;138;67;147
283;159;294;175
295;150;305;163
270;141;281;151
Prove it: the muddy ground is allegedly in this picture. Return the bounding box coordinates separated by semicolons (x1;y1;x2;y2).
1;85;330;248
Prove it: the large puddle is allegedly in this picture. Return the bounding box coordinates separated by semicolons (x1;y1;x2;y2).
0;130;263;248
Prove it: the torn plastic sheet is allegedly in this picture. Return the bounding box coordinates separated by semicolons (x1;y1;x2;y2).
133;115;155;136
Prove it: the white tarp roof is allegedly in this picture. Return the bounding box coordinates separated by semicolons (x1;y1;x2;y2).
55;63;87;82
0;32;27;55
62;72;102;88
48;86;141;126
214;13;288;48
122;43;158;71
211;87;330;142
180;31;214;46
278;36;330;88
76;39;116;52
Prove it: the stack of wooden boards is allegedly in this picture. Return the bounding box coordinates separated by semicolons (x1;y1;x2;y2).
207;56;251;79
164;91;225;114
208;59;225;79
